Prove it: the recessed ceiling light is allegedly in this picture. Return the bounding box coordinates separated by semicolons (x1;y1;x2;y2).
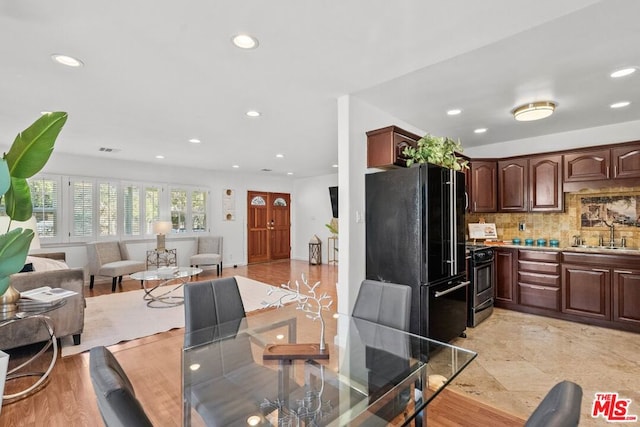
246;110;261;117
474;128;487;134
155;155;165;159
40;111;52;115
189;363;200;371
287;172;293;176
232;165;240;169
447;109;462;116
276;154;284;158
512;101;556;121
189;138;201;144
332;164;338;168
610;68;636;78
51;54;84;67
232;34;259;49
610;101;631;109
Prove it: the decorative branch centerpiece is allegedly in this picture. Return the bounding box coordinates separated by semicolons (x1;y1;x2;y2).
262;274;333;360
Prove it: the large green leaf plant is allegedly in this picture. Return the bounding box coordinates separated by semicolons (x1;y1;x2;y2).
0;112;67;295
403;134;469;170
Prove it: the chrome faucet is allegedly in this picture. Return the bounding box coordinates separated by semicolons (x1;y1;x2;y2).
604;220;615;247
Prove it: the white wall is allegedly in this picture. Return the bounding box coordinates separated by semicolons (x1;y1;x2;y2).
291;173;339;262
337;95;426;314
465;119;640;158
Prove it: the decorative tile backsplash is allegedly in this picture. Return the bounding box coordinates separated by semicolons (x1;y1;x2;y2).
466;186;640;248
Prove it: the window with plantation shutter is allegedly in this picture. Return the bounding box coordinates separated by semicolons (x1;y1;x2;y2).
29;176;61;242
145;186;160;234
123;184;141;236
170;189;187;233
192;190;207;232
71;179;93;239
99;182;118;236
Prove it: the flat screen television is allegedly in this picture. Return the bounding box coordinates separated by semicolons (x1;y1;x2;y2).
329;186;338;218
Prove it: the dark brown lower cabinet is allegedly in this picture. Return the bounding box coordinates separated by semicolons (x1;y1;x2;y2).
562;264;611;320
492;249;639;333
613;269;640;327
495;248;517;305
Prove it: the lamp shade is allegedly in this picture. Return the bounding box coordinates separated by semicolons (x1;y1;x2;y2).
0;215;41;253
152;221;172;235
513;101;556;122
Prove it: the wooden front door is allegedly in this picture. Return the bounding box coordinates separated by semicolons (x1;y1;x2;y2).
247;191;291;263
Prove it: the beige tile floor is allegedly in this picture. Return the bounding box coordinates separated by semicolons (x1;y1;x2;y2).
449;308;640;426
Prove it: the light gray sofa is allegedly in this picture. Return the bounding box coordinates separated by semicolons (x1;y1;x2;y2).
0;253;85;350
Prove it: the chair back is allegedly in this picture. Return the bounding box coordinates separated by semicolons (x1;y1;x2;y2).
89;346;153;427
352;279;412;331
184;277;246;347
87;242;120;275
525;380;583;427
197;236;222;255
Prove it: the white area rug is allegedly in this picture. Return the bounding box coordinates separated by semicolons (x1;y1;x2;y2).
61;275;284;357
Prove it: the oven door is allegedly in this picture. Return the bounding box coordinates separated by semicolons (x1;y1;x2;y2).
472;261;495;307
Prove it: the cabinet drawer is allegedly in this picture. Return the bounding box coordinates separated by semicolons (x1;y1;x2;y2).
518;283;560;311
518;260;560;275
519;250;561;262
519;271;560;287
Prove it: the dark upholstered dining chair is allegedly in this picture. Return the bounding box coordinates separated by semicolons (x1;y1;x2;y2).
525;380;583;427
352;279;412;331
352;279;413;423
183;277;245;347
89;346;153;427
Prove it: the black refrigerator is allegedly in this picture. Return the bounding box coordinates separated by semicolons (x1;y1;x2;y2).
365;164;468;343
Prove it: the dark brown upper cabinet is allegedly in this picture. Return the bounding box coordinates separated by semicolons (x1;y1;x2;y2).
470;161;497;212
612;143;640;179
529;154;563;212
498;159;528;212
563;148;610;182
366;126;419;169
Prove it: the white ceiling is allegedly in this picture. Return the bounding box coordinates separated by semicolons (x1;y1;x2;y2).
1;0;638;178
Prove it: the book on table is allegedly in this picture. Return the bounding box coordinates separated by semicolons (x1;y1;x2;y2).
20;286;78;303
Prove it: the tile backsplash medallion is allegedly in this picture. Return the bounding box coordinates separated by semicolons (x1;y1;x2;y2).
466;186;640;249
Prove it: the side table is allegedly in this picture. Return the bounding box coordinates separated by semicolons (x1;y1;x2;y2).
1;299;66;403
146;248;177;269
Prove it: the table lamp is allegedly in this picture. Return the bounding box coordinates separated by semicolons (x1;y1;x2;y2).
152;221;172;251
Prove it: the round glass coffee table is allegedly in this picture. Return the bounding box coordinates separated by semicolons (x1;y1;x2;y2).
130;267;202;308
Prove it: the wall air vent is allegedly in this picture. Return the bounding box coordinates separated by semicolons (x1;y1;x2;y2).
261;168;272;172
99;147;121;153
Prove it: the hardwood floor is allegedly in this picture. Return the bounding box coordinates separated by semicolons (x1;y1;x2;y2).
1;260;524;426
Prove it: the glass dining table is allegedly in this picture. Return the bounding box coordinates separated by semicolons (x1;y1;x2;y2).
182;304;477;426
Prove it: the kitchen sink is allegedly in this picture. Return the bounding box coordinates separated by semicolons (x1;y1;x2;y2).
571;245;622;250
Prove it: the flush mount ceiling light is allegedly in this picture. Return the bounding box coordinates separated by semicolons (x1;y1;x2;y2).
232;34;259;49
512;101;556;122
51;54;84;67
610;67;636;78
246;110;261;117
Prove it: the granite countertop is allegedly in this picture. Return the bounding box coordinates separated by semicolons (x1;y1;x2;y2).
484;243;640;256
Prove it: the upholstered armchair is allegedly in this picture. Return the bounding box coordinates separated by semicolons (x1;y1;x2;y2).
86;241;146;292
190;236;223;276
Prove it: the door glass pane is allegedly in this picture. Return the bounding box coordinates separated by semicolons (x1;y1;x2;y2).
251;196;266;206
273;197;287;206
